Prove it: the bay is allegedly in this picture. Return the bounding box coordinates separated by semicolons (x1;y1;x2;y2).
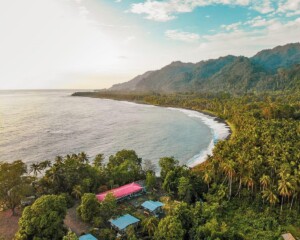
0;90;229;169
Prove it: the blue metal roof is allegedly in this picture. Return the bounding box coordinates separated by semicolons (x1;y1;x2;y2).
141;200;164;212
109;214;140;231
79;234;97;240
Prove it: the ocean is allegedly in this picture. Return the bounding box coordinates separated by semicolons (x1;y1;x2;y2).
0;90;230;170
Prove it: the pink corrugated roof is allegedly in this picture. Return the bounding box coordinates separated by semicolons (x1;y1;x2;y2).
96;182;143;201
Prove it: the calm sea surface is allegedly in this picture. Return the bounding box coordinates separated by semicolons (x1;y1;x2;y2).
0;90;229;169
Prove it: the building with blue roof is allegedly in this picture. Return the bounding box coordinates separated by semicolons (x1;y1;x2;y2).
79;233;98;240
109;214;140;232
141;200;164;215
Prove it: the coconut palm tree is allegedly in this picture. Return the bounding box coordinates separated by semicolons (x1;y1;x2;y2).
55;156;63;165
221;160;236;199
78;152;89;164
203;170;212;190
72;185;82;200
260;174;271;192
30;163;41;176
243;175;254;193
278;174;294;212
39;160;51;170
142;216;159;237
262;188;278;206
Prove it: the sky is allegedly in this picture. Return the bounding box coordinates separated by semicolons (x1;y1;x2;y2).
0;0;300;89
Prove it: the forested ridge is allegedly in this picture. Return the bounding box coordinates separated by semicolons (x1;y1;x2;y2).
109;43;300;93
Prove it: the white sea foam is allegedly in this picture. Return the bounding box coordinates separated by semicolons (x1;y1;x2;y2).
167;108;230;167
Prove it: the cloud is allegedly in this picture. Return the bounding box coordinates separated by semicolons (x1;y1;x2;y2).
221;22;242;31
251;0;274;14
130;0;279;22
130;0;251;22
276;0;300;17
165;29;200;42
196;17;300;59
130;0;300;21
245;16;278;28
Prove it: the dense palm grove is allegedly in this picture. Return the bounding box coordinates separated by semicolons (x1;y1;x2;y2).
72;90;300;238
1;90;300;239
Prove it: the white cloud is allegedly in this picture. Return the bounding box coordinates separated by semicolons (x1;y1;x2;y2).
276;0;300;17
130;0;300;21
165;29;200;42
130;0;251;22
251;0;274;14
245;16;278;28
196;17;300;59
130;0;290;22
221;22;242;31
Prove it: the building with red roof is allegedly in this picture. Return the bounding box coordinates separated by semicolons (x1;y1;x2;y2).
96;182;144;202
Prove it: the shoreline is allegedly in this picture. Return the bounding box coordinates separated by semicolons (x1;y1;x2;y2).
72;94;232;168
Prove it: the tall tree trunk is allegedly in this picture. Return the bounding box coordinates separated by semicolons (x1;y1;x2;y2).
228;175;232;200
290;195;295;211
235;177;242;197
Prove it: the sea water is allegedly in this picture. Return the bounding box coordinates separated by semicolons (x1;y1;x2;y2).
0;90;230;170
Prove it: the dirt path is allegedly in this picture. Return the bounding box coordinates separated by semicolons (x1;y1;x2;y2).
64;205;91;236
0;210;20;240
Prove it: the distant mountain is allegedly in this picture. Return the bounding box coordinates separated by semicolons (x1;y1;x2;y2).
252;43;300;72
111;71;154;91
110;43;300;93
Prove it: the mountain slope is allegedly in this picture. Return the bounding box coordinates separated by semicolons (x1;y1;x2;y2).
251;43;300;72
109;43;300;93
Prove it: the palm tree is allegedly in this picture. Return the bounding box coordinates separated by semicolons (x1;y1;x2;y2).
142;216;159;237
278;174;294;212
78;152;89;164
260;174;271;192
30;163;41;176
203;170;212;189
243;175;254;193
39;160;52;170
260;174;271;203
55;156;63;165
72;185;82;200
262;188;278;206
221;160;236;199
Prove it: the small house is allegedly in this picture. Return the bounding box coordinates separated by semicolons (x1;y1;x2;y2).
109;214;140;233
141;200;164;216
79;234;98;240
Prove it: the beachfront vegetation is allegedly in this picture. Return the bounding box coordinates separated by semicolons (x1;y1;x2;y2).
15;195;67;240
0;161;34;216
1;91;300;239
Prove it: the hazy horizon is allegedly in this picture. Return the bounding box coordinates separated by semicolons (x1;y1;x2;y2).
1;0;300;90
